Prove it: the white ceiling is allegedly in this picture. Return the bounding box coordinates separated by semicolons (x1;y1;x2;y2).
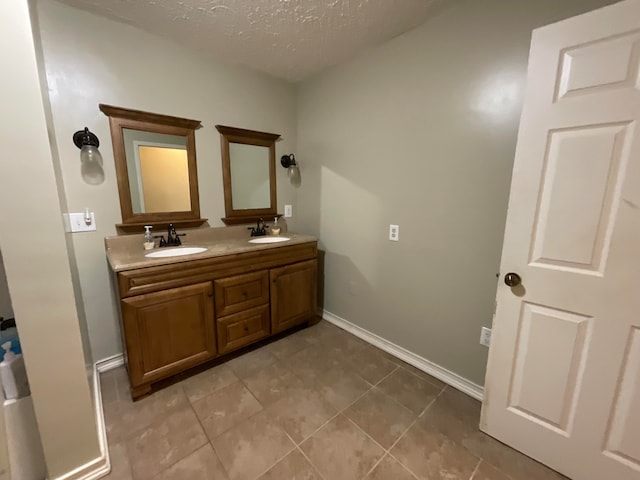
56;0;448;82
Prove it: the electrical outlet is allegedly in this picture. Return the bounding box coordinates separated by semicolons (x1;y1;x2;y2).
284;204;293;218
389;224;399;241
480;327;492;347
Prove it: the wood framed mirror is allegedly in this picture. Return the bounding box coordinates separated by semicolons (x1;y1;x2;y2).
100;104;207;232
216;125;280;225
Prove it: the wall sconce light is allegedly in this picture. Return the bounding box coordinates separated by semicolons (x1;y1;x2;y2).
73;127;105;185
281;153;301;186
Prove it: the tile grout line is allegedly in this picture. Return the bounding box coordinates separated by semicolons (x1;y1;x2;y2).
181;383;228;479
468;458;482;480
296;446;328;480
377;388;447;480
250;442;298;480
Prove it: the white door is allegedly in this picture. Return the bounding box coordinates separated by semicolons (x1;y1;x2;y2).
481;1;640;479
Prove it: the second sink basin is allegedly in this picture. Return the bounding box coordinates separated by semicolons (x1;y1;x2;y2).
145;247;208;258
248;236;291;244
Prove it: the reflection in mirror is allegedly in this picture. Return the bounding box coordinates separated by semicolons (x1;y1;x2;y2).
100;104;206;232
216;125;280;225
123;129;190;213
229;143;270;210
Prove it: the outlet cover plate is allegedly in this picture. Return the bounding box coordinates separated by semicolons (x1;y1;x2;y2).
480;327;492;347
284;204;293;218
389;224;399;241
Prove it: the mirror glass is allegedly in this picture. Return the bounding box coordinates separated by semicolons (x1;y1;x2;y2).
123;129;190;213
216;125;280;225
229;143;270;210
100;104;206;232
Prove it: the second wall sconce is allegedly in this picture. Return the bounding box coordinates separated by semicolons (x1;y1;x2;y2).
73;127;105;185
281;153;301;186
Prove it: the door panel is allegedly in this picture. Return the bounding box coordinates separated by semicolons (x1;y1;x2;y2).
270;259;317;334
508;303;591;434
122;282;216;387
556;32;640;100
530;123;630;273
482;2;640;479
603;326;640;470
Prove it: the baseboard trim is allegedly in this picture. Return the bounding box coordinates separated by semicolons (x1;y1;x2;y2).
50;355;124;480
322;310;484;401
95;354;124;374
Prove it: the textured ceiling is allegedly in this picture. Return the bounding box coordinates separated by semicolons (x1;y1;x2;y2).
55;0;447;82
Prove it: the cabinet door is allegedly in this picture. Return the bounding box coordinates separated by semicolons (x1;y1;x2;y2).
122;282;216;388
270;259;317;334
217;305;270;355
214;271;269;317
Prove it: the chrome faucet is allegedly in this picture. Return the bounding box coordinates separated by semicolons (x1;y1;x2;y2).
248;218;269;237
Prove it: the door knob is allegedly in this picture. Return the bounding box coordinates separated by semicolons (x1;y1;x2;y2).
504;272;522;287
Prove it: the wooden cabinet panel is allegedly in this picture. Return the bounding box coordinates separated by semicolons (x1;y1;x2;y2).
115;241;319;399
214;271;269;317
122;282;215;390
270;259;317;334
217;305;270;354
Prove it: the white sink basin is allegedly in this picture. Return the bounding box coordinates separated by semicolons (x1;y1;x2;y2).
145;247;208;258
248;236;291;244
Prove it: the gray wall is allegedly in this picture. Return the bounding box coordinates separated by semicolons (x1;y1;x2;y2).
36;0;298;362
296;0;617;385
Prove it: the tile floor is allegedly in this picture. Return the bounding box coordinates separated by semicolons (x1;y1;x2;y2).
100;320;567;480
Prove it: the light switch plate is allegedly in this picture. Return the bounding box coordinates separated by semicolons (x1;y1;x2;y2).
284;204;293;218
65;212;97;232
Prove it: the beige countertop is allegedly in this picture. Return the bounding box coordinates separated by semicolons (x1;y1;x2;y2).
105;225;317;272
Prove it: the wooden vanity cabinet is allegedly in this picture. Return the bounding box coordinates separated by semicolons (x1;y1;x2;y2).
116;241;317;399
121;282;216;398
271;260;317;334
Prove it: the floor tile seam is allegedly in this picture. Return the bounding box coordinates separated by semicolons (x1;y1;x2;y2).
385;416;418;454
382;451;421;480
371;364;400;388
295;410;342;448
335;381;375;416
208;405;268;448
404;389;485;464
134;432;209;480
342;413;392;457
187;378;244;409
183;370;242;404
295;445;328;480
250;442;298;480
468;457;483;480
109;394;194;446
365;380;430;420
185;384;238;480
397;364;448;391
418;385;447;418
193;380;266;439
361;452;388;479
182;393;230;479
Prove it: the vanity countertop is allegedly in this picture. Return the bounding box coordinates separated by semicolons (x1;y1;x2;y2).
105;226;317;272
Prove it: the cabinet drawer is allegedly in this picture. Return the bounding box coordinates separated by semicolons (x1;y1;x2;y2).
214;271;269;317
217;305;270;355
